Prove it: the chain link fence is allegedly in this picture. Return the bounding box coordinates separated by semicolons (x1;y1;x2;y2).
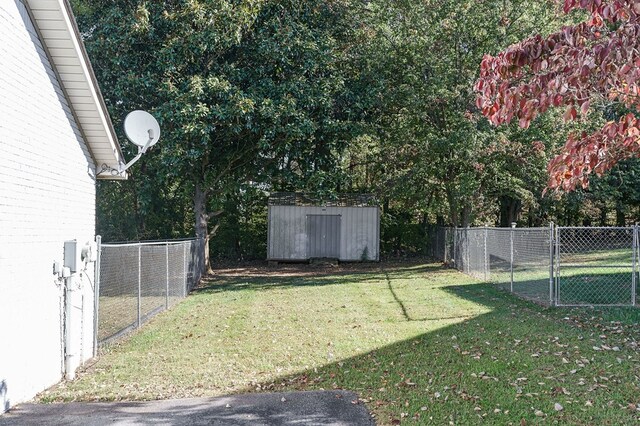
555;227;636;306
96;238;205;346
430;225;639;307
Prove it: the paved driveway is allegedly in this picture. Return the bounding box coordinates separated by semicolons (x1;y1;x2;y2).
0;390;374;426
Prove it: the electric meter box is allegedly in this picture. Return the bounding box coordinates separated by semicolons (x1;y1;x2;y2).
64;240;81;273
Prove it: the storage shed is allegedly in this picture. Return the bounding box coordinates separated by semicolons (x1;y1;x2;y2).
267;193;380;262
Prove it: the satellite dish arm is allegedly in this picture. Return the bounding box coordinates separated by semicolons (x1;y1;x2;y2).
118;130;155;174
97;111;160;177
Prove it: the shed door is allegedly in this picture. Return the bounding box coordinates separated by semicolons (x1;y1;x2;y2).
307;215;341;258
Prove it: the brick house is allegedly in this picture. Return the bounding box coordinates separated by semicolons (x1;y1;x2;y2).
0;0;125;412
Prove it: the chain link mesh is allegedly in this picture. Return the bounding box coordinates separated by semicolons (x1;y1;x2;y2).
427;226;454;263
97;239;204;345
97;245;139;343
429;226;639;307
140;245;167;321
168;243;186;306
512;228;552;305
556;227;634;306
486;228;512;292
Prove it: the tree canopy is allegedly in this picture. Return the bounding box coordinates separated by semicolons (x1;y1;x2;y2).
71;0;640;260
74;0;358;265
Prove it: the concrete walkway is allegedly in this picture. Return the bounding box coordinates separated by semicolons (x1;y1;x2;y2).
0;390;375;426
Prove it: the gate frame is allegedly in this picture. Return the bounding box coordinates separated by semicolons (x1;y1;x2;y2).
554;225;638;307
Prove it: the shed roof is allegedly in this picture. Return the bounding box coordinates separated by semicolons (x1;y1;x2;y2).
269;192;378;207
24;0;126;179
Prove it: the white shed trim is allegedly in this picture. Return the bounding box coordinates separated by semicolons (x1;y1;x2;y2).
23;0;126;179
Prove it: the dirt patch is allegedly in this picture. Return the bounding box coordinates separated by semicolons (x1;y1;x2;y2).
206;258;435;279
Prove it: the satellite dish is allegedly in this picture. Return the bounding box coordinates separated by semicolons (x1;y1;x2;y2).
123;110;161;149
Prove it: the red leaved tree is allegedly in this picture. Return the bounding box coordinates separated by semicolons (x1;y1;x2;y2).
476;0;640;191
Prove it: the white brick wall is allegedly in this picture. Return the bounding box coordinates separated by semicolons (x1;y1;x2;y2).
0;0;97;412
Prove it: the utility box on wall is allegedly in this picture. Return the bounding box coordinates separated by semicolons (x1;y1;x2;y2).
64;240;80;273
267;193;380;262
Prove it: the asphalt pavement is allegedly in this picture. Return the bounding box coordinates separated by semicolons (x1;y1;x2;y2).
0;390;375;426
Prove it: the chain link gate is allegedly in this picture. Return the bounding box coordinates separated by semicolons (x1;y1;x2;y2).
554;226;638;307
433;224;640;308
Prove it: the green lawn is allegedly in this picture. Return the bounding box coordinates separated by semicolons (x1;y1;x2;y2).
487;248;637;306
39;261;640;425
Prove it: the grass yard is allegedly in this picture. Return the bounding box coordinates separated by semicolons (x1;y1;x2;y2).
490;248;638;306
98;295;181;343
39;261;640;425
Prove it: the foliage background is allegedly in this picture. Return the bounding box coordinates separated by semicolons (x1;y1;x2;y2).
71;0;640;260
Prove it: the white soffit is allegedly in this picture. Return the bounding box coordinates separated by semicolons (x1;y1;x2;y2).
25;0;127;180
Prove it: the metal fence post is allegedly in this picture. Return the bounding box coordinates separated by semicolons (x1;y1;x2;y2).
632;224;638;306
165;243;170;309
549;222;554;306
465;228;470;274
93;235;101;357
484;227;489;281
510;223;515;293
183;242;187;298
448;229;452;266
553;226;561;306
444;228;456;267
137;245;141;328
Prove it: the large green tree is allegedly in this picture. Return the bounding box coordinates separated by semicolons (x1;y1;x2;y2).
343;0;565;227
73;0;356;268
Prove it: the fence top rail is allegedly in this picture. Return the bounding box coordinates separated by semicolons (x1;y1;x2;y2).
102;238;199;248
453;226;637;231
555;226;634;230
454;227;551;231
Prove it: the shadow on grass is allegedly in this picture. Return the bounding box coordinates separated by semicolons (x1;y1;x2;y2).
383;270;479;322
492;267;636;306
556;270;634;306
237;274;640;425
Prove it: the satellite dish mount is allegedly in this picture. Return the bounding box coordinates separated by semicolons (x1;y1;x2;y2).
117;110;161;174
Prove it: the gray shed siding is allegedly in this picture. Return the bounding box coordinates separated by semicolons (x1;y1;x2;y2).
268;206;380;261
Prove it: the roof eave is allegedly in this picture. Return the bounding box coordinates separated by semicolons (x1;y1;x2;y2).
25;0;128;180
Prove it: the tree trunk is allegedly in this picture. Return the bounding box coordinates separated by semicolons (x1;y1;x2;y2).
499;196;521;227
446;189;459;228
194;183;213;275
509;199;521;226
460;205;472;228
599;205;608;226
616;204;626;227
